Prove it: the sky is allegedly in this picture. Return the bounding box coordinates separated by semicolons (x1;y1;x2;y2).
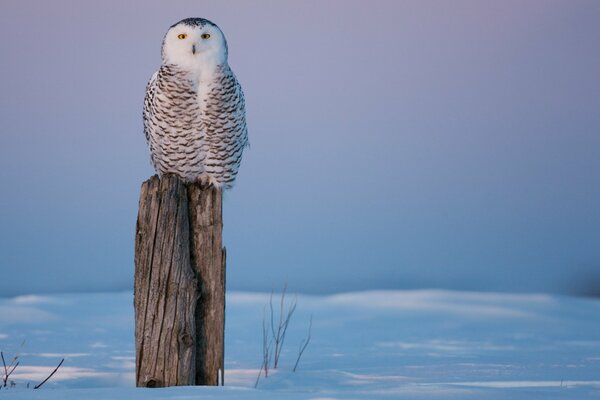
0;0;599;297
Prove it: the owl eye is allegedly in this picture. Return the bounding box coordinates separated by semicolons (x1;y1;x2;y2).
177;33;187;40
201;33;211;39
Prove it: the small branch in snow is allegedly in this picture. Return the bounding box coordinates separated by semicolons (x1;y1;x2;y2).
1;351;6;387
293;315;312;372
1;352;19;388
270;283;297;369
34;358;64;389
6;362;19;386
255;307;273;388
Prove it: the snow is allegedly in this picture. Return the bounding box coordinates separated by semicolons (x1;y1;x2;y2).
1;290;600;399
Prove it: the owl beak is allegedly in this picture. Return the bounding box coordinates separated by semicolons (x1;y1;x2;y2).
192;44;196;55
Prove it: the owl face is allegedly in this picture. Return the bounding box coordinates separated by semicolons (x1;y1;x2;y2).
161;18;228;71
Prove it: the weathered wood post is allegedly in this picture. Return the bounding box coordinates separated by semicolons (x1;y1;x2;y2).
134;174;225;387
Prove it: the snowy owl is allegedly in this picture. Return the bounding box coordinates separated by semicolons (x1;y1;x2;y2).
143;18;248;189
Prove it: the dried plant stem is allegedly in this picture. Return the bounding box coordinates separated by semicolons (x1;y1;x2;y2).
1;352;7;388
270;284;297;369
34;358;64;389
255;308;273;388
293;315;312;372
1;352;19;388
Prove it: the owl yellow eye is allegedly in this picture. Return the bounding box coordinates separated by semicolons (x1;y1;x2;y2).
201;33;211;39
177;33;187;40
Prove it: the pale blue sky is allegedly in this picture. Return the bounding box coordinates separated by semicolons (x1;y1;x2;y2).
1;0;599;296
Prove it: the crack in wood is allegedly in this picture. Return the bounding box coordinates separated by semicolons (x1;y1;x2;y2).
134;175;225;387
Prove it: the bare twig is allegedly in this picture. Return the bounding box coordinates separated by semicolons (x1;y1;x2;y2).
34;358;64;389
293;315;312;372
277;297;296;367
0;351;8;387
255;307;273;388
1;351;7;387
262;311;271;378
254;352;269;388
270;284;297;369
254;362;261;388
3;343;26;388
1;352;19;388
6;361;19;383
268;290;275;367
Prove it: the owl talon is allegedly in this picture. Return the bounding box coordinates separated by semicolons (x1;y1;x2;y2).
198;176;213;190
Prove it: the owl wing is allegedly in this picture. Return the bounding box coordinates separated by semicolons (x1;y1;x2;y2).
143;66;207;181
143;71;160;169
202;68;249;188
220;72;249;166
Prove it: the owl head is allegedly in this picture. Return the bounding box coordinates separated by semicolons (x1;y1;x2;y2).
161;18;228;70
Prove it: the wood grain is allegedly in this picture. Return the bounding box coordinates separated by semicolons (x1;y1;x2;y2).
134;175;225;387
188;182;225;386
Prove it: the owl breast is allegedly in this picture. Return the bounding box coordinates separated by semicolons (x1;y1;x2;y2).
143;64;247;189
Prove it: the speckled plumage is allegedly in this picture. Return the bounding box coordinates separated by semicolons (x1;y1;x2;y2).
143;18;248;189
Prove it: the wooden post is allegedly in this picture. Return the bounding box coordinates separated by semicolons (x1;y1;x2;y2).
134;174;225;387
